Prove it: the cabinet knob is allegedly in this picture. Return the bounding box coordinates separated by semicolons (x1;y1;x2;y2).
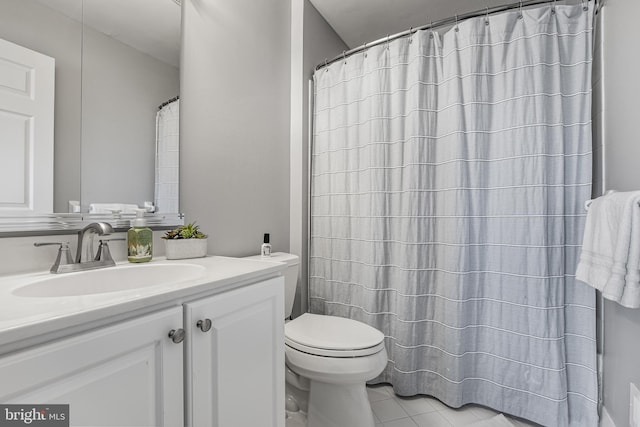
168;328;185;343
197;319;212;332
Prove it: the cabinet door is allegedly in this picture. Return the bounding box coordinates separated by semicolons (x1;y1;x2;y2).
0;307;184;427
185;277;285;427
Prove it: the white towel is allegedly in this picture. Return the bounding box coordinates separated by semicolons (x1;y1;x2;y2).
576;191;640;308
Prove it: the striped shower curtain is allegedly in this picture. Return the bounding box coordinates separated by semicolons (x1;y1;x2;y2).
309;3;597;426
155;99;180;213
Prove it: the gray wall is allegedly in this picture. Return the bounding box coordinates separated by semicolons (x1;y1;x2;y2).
180;0;291;256
0;0;82;213
599;0;640;425
289;0;348;317
81;27;179;209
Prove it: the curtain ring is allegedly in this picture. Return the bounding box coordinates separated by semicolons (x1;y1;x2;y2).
455;14;459;32
386;34;390;50
429;20;434;38
363;42;368;58
408;26;413;44
324;58;328;72
518;1;523;19
582;0;588;11
342;50;347;64
551;0;556;14
485;6;490;25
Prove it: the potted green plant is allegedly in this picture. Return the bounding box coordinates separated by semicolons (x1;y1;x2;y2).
162;223;208;260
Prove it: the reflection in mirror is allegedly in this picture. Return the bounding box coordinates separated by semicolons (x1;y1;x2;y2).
81;0;181;215
0;0;83;215
0;0;181;223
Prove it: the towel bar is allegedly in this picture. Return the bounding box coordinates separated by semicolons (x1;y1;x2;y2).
584;190;640;211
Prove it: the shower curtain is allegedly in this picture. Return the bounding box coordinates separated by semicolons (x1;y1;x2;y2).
155;99;180;213
309;3;597;426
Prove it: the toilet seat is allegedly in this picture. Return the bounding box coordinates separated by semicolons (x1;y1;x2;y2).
285;313;385;358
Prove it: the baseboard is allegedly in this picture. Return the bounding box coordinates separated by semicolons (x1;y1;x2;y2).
601;406;616;427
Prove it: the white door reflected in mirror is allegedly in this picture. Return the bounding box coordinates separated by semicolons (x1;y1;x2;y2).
0;38;54;214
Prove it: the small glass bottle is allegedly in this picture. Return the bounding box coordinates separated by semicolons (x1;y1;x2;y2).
261;233;272;257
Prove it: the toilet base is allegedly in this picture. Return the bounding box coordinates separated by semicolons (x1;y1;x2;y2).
307;381;375;427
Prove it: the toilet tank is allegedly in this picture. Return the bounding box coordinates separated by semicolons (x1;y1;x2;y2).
244;252;300;319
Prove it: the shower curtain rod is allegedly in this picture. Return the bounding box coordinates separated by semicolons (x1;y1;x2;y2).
315;0;597;71
158;95;179;110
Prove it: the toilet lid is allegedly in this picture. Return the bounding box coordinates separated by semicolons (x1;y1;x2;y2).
285;313;385;358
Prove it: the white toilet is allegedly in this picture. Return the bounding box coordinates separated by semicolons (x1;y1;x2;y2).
246;252;387;427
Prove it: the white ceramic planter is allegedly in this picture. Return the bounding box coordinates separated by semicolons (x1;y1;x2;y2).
164;238;208;260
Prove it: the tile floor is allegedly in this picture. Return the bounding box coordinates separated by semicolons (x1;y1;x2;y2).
285;383;542;427
367;384;541;427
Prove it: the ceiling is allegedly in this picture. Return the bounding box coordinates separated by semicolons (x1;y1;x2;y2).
36;0;181;67
308;0;513;48
38;0;547;68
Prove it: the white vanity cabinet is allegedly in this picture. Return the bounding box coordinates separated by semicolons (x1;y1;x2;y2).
0;272;285;427
185;276;285;427
0;307;185;427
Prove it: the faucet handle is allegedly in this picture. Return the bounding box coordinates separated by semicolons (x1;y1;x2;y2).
95;238;125;262
34;242;74;273
95;240;112;262
34;242;69;248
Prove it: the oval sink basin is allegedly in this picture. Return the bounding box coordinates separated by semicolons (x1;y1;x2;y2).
13;263;207;298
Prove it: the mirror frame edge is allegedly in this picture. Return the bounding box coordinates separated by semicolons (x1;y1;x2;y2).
0;213;184;237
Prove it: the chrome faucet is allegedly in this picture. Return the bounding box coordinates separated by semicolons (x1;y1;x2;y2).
76;222;114;263
35;222;123;274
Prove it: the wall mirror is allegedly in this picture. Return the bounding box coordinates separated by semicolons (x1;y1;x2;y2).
0;0;182;234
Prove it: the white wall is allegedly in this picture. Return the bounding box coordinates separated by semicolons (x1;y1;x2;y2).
599;0;640;426
289;0;347;317
180;0;291;257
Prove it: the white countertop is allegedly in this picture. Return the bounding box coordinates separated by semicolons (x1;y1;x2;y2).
0;256;286;353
